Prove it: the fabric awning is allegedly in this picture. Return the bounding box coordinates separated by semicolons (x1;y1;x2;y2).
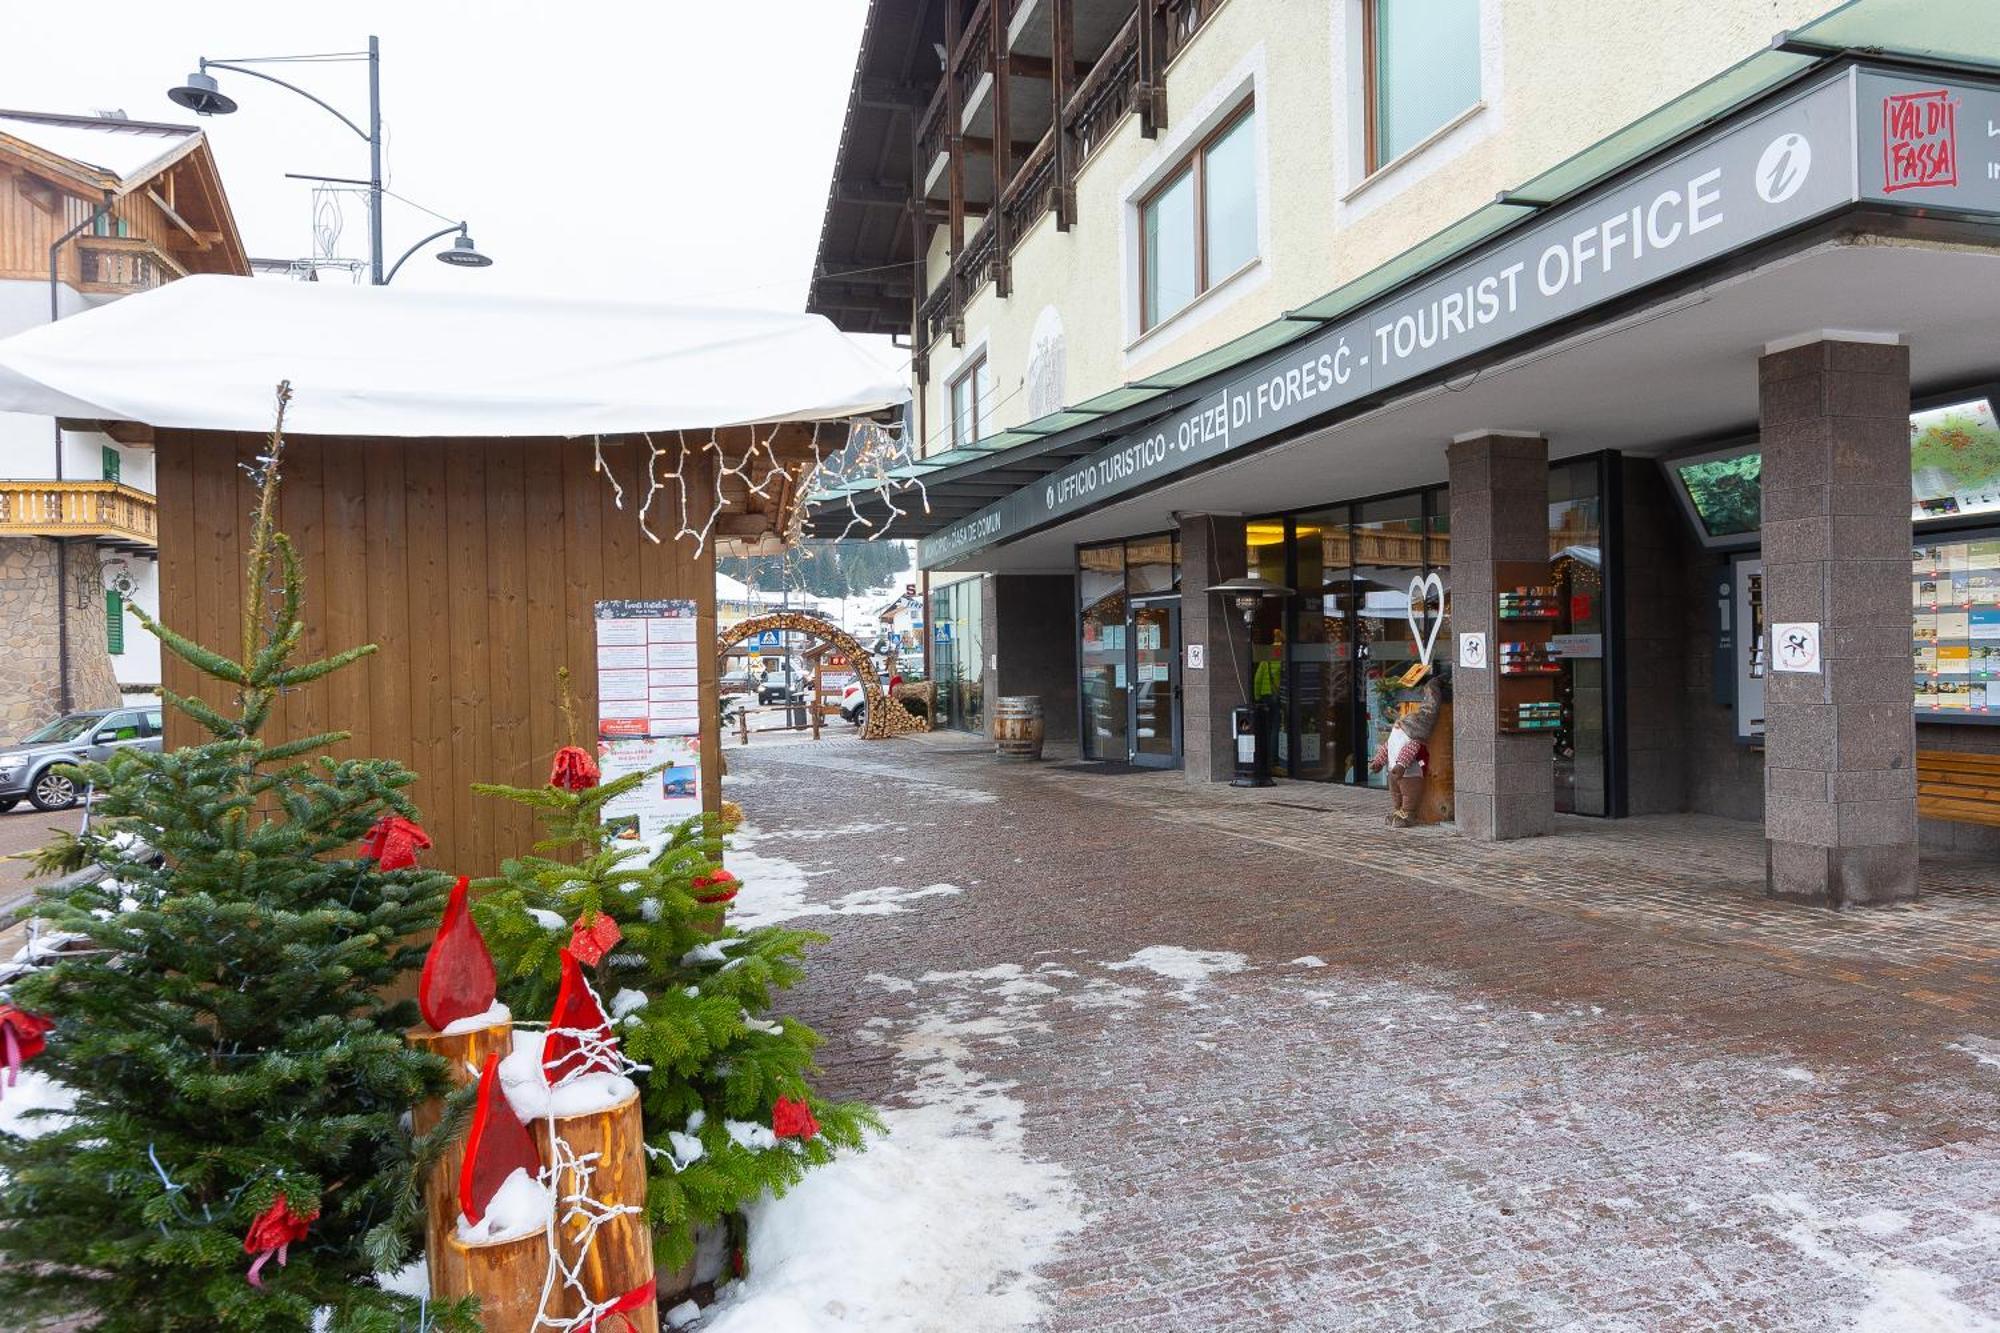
0;275;908;438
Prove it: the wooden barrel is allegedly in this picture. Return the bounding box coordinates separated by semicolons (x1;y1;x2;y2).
993;695;1045;760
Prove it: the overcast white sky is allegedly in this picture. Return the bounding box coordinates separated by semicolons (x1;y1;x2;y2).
4;1;893;353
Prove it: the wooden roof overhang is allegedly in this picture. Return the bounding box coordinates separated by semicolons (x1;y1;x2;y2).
806;0;951;337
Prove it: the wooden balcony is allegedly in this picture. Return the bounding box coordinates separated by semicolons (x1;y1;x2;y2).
76;236;186;297
0;480;159;550
913;0;1230;356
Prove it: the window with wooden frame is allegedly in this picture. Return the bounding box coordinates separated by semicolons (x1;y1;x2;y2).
948;354;992;449
1363;0;1481;173
1139;100;1258;333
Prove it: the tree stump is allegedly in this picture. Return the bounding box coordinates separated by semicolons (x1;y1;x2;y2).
406;1014;515;1301
446;1227;553;1333
543;1089;660;1332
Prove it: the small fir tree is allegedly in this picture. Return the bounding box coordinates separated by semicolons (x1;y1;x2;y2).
0;385;474;1332
473;712;876;1275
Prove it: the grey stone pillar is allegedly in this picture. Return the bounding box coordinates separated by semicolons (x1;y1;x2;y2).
1759;335;1916;906
1178;513;1248;783
1448;432;1553;840
981;573;1079;744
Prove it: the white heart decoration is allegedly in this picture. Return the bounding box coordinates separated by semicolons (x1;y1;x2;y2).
1407;572;1446;669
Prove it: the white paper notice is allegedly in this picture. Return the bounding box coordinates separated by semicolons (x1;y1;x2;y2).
595;598;704;852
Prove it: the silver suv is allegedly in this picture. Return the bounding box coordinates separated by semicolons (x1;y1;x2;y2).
0;706;164;812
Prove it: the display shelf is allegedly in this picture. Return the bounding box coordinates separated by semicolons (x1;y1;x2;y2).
1495;563;1563;736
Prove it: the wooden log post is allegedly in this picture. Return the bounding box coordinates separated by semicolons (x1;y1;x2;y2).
544;1090;660;1332
446;1229;553;1333
406;1014;515;1302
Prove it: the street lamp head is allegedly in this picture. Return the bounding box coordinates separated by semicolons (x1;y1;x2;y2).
436;231;492;269
167;70;237;116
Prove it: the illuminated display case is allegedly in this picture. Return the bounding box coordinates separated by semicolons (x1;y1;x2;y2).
1913;530;2000;722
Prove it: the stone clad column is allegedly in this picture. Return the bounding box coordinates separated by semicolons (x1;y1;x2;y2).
1178;514;1248;783
1448;432;1552;840
1759;334;1916;906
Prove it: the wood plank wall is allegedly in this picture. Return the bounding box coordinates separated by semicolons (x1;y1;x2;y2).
154;431;720;878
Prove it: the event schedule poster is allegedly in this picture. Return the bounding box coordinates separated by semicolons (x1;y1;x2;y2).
1912;539;2000;717
595;598;703;848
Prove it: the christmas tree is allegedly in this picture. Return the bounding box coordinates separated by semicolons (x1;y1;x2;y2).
472;720;876;1277
0;385;473;1332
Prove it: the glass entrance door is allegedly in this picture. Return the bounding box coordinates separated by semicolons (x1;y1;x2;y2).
1130;599;1181;767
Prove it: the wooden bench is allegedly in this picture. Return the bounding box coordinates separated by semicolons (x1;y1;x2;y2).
1916;749;2000;827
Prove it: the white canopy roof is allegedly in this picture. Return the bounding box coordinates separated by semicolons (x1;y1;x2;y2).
0;275;908;438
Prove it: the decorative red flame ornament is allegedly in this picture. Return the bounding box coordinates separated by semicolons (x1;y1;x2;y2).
242;1193;317;1288
359;814;431;871
419;876;498;1031
0;1004;52;1100
568;910;622;967
542;947;619;1086
772;1095;820;1141
586;1276;659;1331
459;1052;542;1226
692;869;739;905
550;744;601;792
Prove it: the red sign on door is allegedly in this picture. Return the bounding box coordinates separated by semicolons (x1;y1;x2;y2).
1882;88;1957;193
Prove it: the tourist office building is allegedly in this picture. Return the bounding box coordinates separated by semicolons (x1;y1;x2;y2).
807;1;2000;905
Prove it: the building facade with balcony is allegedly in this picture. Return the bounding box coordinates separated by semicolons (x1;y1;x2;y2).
811;2;2000;909
0;111;247;736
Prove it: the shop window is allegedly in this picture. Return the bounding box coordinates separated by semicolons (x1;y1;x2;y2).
101;445;121;483
106;590;125;655
928;578;986;733
948;355;992;449
1139;102;1258;332
1364;0;1481;171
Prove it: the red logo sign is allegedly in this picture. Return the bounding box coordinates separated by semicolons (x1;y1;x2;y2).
1882;88;1957;193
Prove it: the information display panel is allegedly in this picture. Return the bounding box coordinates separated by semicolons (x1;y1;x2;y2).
1913;531;2000;722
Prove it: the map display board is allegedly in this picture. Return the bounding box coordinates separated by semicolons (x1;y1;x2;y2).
1910;397;2000;522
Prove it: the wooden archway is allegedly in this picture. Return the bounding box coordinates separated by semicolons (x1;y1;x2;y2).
717;611;923;740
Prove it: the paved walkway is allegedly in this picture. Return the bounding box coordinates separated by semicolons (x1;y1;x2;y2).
725;732;2000;1331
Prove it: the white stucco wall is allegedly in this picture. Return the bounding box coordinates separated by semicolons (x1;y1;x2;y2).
918;0;1838;455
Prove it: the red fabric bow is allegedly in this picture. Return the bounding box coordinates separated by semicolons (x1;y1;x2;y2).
692;869;739;905
550;745;601;792
0;1005;52;1100
360;814;431;871
585;1277;658;1331
243;1193;317;1288
772;1095;819;1141
569;910;622;967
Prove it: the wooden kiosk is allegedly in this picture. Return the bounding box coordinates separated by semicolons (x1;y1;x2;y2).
0;276;908;876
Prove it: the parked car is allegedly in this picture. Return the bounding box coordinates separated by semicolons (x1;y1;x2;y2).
0;706;165;812
719;668;759;698
757;672;807;706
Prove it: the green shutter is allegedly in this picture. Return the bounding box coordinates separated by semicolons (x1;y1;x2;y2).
101;446;120;483
106;590;124;655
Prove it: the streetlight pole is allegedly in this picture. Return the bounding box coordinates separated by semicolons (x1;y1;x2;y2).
366;35;383;284
171;39;388;283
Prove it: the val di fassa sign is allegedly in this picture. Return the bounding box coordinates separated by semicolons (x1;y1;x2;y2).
922;67;2000;569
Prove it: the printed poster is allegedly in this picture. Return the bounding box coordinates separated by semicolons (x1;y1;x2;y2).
596;598;704;851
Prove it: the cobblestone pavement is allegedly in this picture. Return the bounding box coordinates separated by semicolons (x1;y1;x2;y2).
724;733;2000;1332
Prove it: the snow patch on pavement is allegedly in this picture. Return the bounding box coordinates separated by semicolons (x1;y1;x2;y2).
728;827;961;927
1105;945;1248;993
703;960;1084;1331
1756;1191;2000;1332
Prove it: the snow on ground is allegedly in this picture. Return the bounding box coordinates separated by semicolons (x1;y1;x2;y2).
1104;945;1248;993
728;825;960;928
701;959;1085;1330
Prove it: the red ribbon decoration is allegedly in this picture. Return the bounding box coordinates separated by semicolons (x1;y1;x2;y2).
692;868;739;905
772;1095;820;1141
542;947;619;1086
419;876;499;1031
0;1005;52;1102
359;814;431;871
585;1277;658;1331
459;1052;541;1226
568;910;622;967
550;744;601;792
242;1193;317;1288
